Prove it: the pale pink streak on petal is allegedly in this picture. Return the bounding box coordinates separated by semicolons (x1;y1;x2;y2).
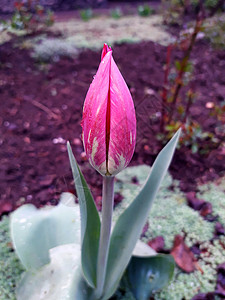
82;50;112;175
107;57;136;175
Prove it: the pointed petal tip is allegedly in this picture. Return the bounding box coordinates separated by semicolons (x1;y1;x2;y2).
101;43;112;60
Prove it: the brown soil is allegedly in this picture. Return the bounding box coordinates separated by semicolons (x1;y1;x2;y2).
0;35;224;215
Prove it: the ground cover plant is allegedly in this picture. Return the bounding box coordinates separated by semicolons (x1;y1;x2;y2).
0;2;224;299
1;174;225;299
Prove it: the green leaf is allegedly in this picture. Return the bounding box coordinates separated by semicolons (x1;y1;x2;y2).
175;60;181;71
126;254;175;300
191;143;198;154
184;62;193;73
102;129;181;299
16;244;94;300
67;142;100;288
10;193;81;270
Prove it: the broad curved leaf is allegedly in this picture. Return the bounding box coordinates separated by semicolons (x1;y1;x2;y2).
67;142;101;288
102;129;181;299
126;254;175;300
10;193;81;270
16;244;94;300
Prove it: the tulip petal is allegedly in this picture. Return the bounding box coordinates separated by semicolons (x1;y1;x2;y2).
82;50;112;176
82;44;136;177
107;57;136;175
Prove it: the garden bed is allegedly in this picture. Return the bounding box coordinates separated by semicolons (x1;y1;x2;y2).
0;35;224;214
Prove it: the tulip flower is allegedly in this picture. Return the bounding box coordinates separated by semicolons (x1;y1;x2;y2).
82;43;136;176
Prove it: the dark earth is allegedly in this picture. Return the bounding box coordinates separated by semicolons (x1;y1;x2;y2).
0;25;224;216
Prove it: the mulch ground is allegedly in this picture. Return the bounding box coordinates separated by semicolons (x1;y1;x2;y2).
0;33;224;215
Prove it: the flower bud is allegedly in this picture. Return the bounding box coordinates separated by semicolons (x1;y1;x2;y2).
82;44;136;176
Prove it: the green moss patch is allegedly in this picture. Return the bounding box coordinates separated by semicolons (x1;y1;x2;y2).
114;166;225;299
114;166;215;249
0;217;24;300
155;237;225;300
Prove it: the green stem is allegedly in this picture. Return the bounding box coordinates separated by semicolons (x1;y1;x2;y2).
95;176;115;299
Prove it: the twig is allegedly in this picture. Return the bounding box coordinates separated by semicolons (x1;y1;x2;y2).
161;44;173;132
183;84;195;123
168;17;203;124
24;97;59;119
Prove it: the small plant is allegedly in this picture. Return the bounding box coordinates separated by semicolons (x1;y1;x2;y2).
205;0;221;9
209;100;225;145
111;7;123;20
211;100;225;123
161;0;186;25
10;44;180;300
204;13;225;49
158;15;224;153
9;1;54;33
159;17;214;153
79;8;93;21
164;119;214;153
138;4;154;17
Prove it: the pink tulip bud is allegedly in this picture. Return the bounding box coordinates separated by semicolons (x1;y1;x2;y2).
82;43;136;176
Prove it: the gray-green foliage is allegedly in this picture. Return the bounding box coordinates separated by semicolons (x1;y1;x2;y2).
67;142;101;288
4;130;180;300
10;193;81;271
1;170;225;299
0;217;24;300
